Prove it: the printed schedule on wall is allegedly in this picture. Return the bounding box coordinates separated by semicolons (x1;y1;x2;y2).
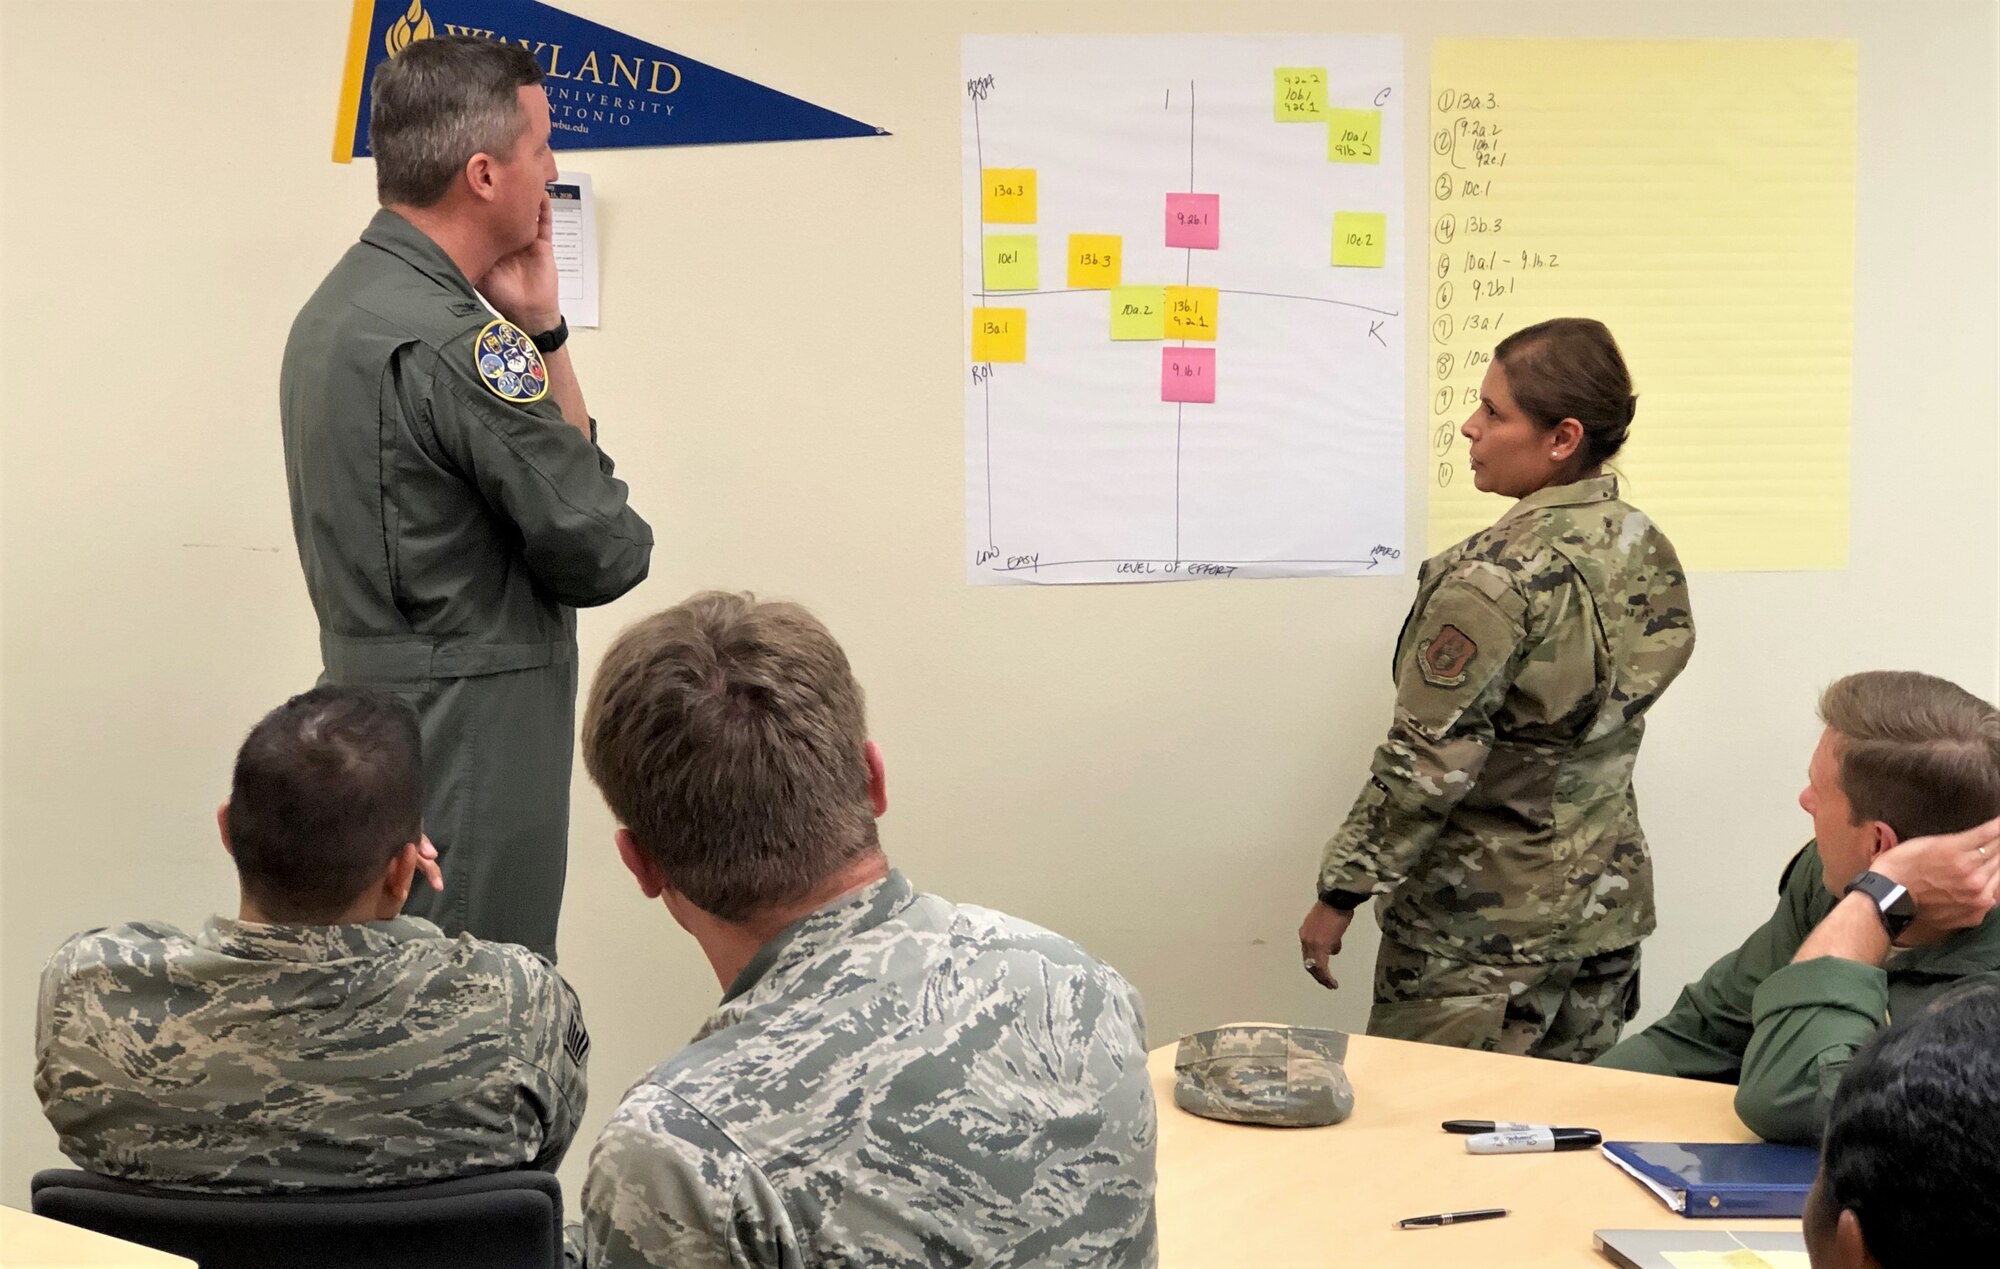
1426;40;1857;570
961;36;1405;586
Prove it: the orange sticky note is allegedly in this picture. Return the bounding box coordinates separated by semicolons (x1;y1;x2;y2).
982;168;1037;223
1164;285;1219;340
1067;234;1122;288
972;307;1026;362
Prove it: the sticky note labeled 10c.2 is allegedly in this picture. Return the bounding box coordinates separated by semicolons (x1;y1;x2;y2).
1164;285;1219;340
1067;234;1122;288
1326;108;1381;163
1164;192;1220;249
972;307;1027;362
1109;286;1167;340
1332;212;1388;267
1275;67;1328;121
981;168;1037;223
1162;347;1216;403
983;234;1039;290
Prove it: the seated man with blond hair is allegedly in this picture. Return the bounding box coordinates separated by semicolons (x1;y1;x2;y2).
578;591;1158;1268
1598;670;2000;1143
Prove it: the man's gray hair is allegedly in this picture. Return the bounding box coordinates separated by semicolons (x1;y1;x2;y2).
370;35;543;208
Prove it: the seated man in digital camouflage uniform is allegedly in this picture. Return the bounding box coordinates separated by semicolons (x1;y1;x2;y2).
35;685;588;1191
1597;671;2000;1144
577;592;1158;1268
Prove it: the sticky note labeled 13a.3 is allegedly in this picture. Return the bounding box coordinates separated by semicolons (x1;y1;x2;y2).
1326;108;1381;163
1109;286;1166;340
1067;234;1122;288
1164;192;1220;249
971;308;1027;363
1164;285;1219;340
983;235;1038;290
1332;212;1388;267
1162;347;1215;403
981;168;1037;223
1274;67;1327;121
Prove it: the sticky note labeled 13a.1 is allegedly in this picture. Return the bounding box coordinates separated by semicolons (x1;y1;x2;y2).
1326;108;1381;163
1164;285;1219;340
981;168;1036;223
1109;286;1166;340
972;307;1026;362
1067;234;1122;288
983;235;1038;290
1165;192;1220;249
1332;212;1388;267
1162;347;1215;403
1275;67;1327;121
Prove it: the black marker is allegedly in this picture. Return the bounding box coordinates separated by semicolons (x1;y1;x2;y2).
1441;1120;1543;1134
1397;1208;1510;1229
1465;1127;1602;1154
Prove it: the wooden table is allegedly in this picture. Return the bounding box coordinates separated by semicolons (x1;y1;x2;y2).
1150;1031;1801;1267
0;1206;193;1268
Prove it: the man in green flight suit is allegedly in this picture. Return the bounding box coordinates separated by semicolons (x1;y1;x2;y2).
280;36;653;960
1597;671;2000;1144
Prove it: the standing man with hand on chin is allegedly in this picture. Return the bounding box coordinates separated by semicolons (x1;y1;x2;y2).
281;35;652;960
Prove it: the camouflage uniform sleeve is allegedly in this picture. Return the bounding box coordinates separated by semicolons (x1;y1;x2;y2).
510;953;589;1173
583;1085;792;1269
1317;561;1532;896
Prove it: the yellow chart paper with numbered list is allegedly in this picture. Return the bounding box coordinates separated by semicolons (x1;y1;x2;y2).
1426;40;1855;570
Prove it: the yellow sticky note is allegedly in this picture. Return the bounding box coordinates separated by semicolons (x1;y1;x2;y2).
1109;286;1166;340
983;235;1038;291
1327;107;1382;163
971;307;1026;363
1663;1252;1812;1269
1333;212;1388;267
1164;286;1219;340
1275;67;1327;121
981;168;1036;223
1067;234;1122;288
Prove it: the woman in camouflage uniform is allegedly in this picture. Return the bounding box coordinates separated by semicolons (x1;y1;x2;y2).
1298;318;1696;1062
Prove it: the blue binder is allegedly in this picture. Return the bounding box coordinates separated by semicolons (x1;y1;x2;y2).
1600;1142;1819;1219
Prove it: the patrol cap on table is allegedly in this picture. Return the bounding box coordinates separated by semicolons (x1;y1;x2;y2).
1173;1024;1355;1127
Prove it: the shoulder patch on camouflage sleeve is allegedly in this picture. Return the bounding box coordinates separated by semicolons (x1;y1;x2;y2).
473;319;549;404
1417;624;1478;687
564;1015;591;1066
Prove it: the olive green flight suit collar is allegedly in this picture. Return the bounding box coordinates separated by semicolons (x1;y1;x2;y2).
359;208;484;304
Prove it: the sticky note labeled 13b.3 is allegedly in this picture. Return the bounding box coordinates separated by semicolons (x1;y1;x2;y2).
972;307;1026;362
1326;108;1381;163
1162;347;1215;403
983;235;1038;290
1332;212;1388;267
981;168;1037;223
1109;286;1166;340
1067;234;1122;288
1164;285;1219;339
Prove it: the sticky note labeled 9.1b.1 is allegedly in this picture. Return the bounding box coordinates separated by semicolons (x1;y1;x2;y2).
1164;192;1220;249
981;168;1037;223
1110;286;1166;340
983;235;1038;290
1164;285;1219;340
972;307;1026;362
1162;347;1215;403
1326;108;1381;163
1067;234;1122;288
1275;67;1327;121
1332;212;1388;267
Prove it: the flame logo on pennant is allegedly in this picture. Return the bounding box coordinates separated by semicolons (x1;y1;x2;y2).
384;0;434;58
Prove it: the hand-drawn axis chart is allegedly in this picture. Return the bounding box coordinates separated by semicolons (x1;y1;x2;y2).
961;35;1406;586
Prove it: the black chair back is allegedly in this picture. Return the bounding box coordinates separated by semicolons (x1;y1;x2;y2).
29;1169;563;1269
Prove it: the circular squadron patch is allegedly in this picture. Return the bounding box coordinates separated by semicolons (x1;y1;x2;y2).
473;319;549;404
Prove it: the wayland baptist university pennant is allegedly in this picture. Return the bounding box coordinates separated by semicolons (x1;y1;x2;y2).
333;0;888;161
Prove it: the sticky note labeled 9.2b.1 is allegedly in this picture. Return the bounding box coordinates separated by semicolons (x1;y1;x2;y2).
1164;192;1219;249
981;168;1037;223
1326;108;1381;163
1332;212;1388;267
1067;234;1122;288
1275;68;1327;121
1164;285;1219;340
1162;347;1215;403
983;235;1038;291
1110;286;1166;340
972;307;1026;363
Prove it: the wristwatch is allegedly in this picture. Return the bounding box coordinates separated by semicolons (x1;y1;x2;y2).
1318;887;1372;912
1844;871;1917;939
531;317;570;354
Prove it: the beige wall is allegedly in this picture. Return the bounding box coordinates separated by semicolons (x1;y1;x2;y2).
2;0;1995;1212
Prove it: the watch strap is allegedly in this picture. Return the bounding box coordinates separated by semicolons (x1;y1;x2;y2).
1318;888;1371;912
531;317;569;354
1844;871;1916;937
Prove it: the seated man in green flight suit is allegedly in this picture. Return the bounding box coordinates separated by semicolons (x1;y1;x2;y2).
1596;670;2000;1144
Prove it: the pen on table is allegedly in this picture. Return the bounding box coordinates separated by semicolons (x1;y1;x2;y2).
1465;1127;1603;1154
1396;1208;1510;1230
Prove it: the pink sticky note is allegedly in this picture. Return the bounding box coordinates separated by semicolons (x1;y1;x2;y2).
1165;193;1220;249
1162;347;1216;403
